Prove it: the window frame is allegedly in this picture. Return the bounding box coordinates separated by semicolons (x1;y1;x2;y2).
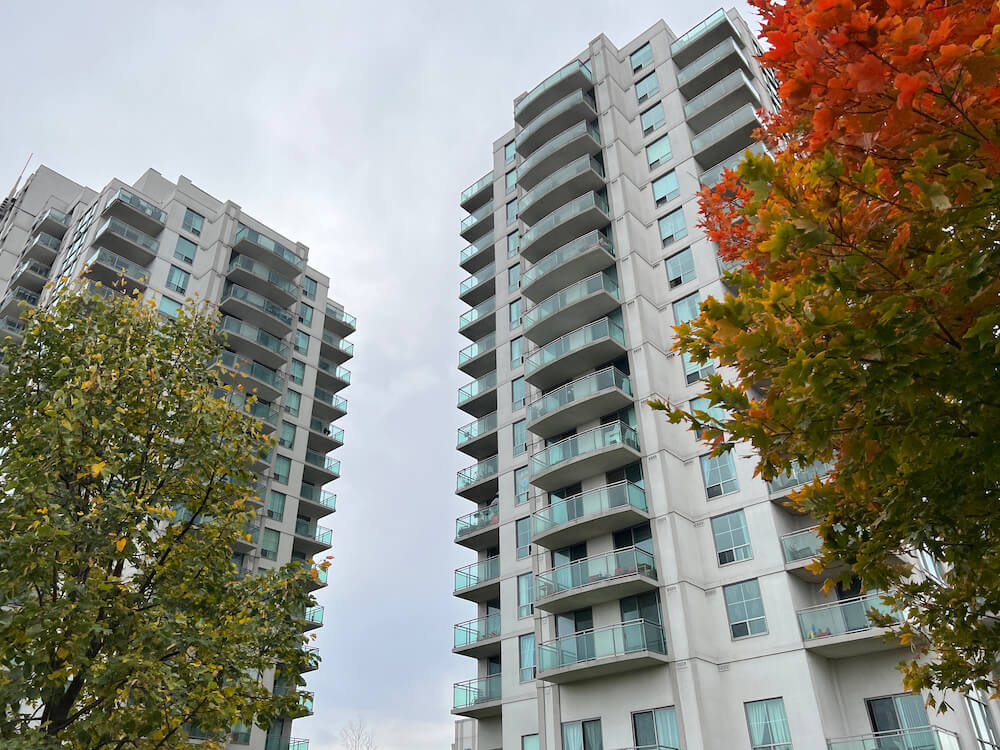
711;510;753;566
658;207;688;247
652;170;680;206
640;102;666;135
724;578;768;639
701;451;739;498
665;247;695;288
636;71;660;103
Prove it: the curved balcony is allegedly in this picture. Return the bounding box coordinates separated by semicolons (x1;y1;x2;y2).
453;557;500;603
520;154;606;226
527;366;632;439
457;371;498;418
456;455;499;503
452;675;501;719
537;619;668;684
515;59;593;127
227;254;299;306
520;191;610;264
22;232;62;264
303;449;340;485
519;120;602;191
460;170;494;213
530;420;640;492
522;230;615;303
524;316;627;389
671;8;742;68
516;88;597;158
827;727;960;750
102;187;167;235
313;386;347;421
298;484;337;517
0;287;39;319
217;351;285;400
459;262;495;307
691;103;763;168
536;546;657;613
458;297;496;342
798;592;902;658
292;518;333;557
455;503;500;551
677;36;752;98
459;202;495;243
458;332;496;379
32;207;71;238
10;258;51;293
232;223;305;276
219;315;288;368
523;270;620;346
307;417;344;453
324;302;357;337
684;69;762;133
319;329;353;365
93;217;159;265
453;613;501;658
457;412;498;460
459;231;495;274
316;357;351;392
83;248;150;297
221;283;294;333
533;481;648;549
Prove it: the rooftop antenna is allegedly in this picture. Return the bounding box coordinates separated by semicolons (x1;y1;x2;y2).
0;153;33;224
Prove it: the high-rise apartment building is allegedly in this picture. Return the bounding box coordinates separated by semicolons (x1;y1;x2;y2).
451;9;999;750
0;165;354;750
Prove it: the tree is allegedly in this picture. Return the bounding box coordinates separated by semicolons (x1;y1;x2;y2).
340;716;378;750
656;0;1000;703
0;285;322;748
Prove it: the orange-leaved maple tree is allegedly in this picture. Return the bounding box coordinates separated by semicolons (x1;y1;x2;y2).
657;0;1000;702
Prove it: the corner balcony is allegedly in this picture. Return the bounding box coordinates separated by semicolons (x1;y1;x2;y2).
217;351;285;401
9;258;51;293
520;191;610;264
767;460;834;499
455;504;500;550
232;223;305;277
221;283;295;334
219;315;288;368
307;417;344;453
32;207;71;238
515;59;593;127
532;481;648;549
456;455;499;503
83;248;150;297
797;592;902;658
454;557;500;603
523;270;620;346
457;412;498;460
459;202;495;243
536;546;658;614
303;449;340;485
458;332;496;378
316;357;351;393
0;318;25;341
292;518;333;556
537;619;668;684
525;316;627;390
459;262;495;307
519;120;602;192
22;232;62;264
0;287;40;319
102;187;167;235
312;387;347;421
691;103;763;168
670;8;743;68
531;421;640;492
458;297;496;342
302;605;324;631
324;302;357;337
452;675;501;719
319;329;354;364
92;217;159;265
520;154;606;226
676;36;753;98
457;371;498;418
527;366;632;439
453;613;501;658
459;231;495;274
684;69;762;133
522;230;615;303
516;88;597;158
227;255;299;306
298;484;337;517
460;170;494;213
699;141;769;187
827;727;960;750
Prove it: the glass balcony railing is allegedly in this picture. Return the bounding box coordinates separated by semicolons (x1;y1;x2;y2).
13;258;52;280
34;206;70;231
219;315;289;358
458;371;498;405
459;297;495;330
324;302;357;330
314;386;347;412
455;557;500;591
521;192;609;251
797;592;901;642
538;619;666;671
516;59;593;121
459;333;496;366
222;283;294;326
699;142;769;186
234;223;305;270
304;450;340;477
523;270;619;331
521;154;605;217
320;329;354;356
827;727;960;750
461;171;494;204
533;480;646;536
525;316;626;375
521;230;613;289
453;675;501;710
683;69;759;123
517;90;597;152
531;421;638;476
105;187;168;225
309;417;343;443
671;8;727;57
690;103;759;154
457;455;499;491
459;263;495;296
458;412;498;446
767;460;834;494
454;613;501;648
85;247;150;284
228;255;299;297
25;232;62;256
676;37;748;88
781;527;823;564
288;739;310;750
94;217;160;255
460;202;494;233
294;518;333;545
303;605;324;625
527;366;631;424
520;120;601;179
300;484;337;510
537;546;656;599
218;351;285;390
459;232;495;264
0;318;25;335
317;357;351;383
456;504;499;538
246;401;279;427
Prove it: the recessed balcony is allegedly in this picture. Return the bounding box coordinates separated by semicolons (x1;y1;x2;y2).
221;283;295;333
527;366;632;439
515;59;593;127
532;481;648;549
522;230;615;303
32;207;71;238
520;192;610;264
302;449;341;485
92;217;159;265
797;592;903;658
516;89;598;158
0;286;40;319
454;557;500;603
456;455;499;503
227;254;299;306
452;675;501;719
298;484;337;517
677;36;753;98
216;350;285;400
316;357;351;392
458;297;496;342
22;232;62;264
459;202;495;243
537;619;668;684
232;223;305;277
460;170;494;213
519;154;606;226
83;248;151;297
457;371;498;418
319;329;354;364
684;69;762;133
453;613;501;658
9;258;51;293
324;302;357;337
458;333;497;379
523;270;620;346
459;231;495;274
459;262;496;307
313;387;347;421
530;420;641;492
101;187;167;236
455;504;500;550
670;8;743;68
519;120;602;192
827;727;960;750
525;316;628;390
218;315;288;368
307;417;344;453
457;412;498;460
699;141;769;187
292;518;333;556
691;103;763;168
535;546;658;614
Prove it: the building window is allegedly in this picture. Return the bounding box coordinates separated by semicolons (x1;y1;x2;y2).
507;232;520;258
294;330;309;355
261;528;280;560
562;719;602;750
506;169;518;194
267;491;286;522
513;419;527;456
701;452;739;498
966;691;1000;750
299;302;313;326
182;208;204;236
522;736;539;750
866;694;929;735
745;698;792;750
640;103;665;135
515;466;530;505
632;707;679;749
724;579;767;638
646;134;672;169
658;208;688;246
636;71;659;103
273;455;292;485
673;291;701;324
690;396;726;438
711;510;752;565
507;199;519;225
158;297;182;319
518;573;534;618
174;236;197;264
511;336;524;368
284;390;301;417
230;722;251;744
166;265;190;295
683;352;715;385
512;376;526;410
510;299;522;329
519;633;536;681
303;276;317;300
652;171;680;206
665;248;695;288
505;140;516;163
516;516;531;558
289;359;306;386
279;421;296;449
631;42;653;73
508;264;521;292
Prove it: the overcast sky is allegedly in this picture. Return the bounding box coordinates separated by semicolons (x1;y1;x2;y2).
1;2;758;748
